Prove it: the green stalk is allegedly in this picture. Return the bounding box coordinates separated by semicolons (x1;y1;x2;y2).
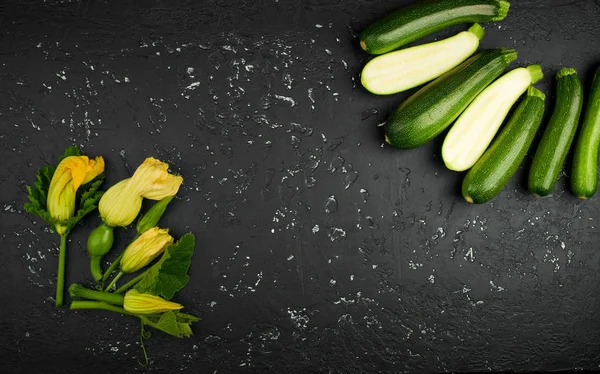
70;301;131;315
115;273;146;294
102;252;124;282
69;283;124;305
90;256;103;282
56;234;68;307
105;271;124;291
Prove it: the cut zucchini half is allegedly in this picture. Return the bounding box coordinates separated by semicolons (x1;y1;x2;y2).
442;64;543;172
361;24;485;96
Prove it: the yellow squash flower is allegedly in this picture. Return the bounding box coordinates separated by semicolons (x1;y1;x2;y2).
99;157;183;227
123;290;183;314
47;155;105;234
120;227;174;273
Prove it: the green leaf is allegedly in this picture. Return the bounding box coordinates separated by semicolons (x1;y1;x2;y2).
136;196;174;234
58;146;81;162
24;202;54;226
63;175;105;233
79;175;105;208
24;164;56;226
134;233;195;300
172;311;200;323
144;311;198;338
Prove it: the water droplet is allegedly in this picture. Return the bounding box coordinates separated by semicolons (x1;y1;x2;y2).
291;135;301;148
432;227;446;240
260;95;275;110
278;178;296;206
328;156;345;173
328;227;347;241
360;188;369;203
366;216;379;230
290;122;308;134
361;108;378;120
344;164;358;190
325;195;338;214
346;21;359;38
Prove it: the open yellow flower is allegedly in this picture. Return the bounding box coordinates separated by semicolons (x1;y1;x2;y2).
99;157;183;227
120;227;174;273
123;290;183;314
47;155;105;234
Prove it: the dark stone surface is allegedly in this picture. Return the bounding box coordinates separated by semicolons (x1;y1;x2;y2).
2;0;600;372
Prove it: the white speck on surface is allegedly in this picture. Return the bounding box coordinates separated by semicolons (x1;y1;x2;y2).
273;94;296;107
312;225;320;234
287;255;294;261
328;227;346;241
330;278;337;285
185;81;201;90
324;195;338;214
287;308;309;330
490;281;506;292
432;227;446;240
428;275;435;284
465;247;475;262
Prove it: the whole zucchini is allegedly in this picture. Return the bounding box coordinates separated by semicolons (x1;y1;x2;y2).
529;68;584;197
462;87;546;204
360;0;510;55
571;67;600;199
384;48;517;149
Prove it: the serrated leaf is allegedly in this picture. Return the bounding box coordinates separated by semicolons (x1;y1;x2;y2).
134;233;195;300
63;176;104;233
144;311;198;338
173;311;200;323
58;146;81;162
24;164;55;227
24;203;54;226
79;175;104;208
33;165;55;207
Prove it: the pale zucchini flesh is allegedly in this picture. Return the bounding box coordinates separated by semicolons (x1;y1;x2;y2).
361;24;484;95
442;65;543;172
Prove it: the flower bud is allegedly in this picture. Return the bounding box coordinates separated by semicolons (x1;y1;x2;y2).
136;196;174;234
47;155;104;234
98;179;142;227
120;227;173;273
123;290;183;314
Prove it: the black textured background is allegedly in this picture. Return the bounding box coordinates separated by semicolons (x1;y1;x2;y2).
2;0;600;372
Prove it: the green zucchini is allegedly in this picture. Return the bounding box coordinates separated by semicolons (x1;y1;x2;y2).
359;0;510;55
384;48;517;149
462;87;546;204
529;68;584;197
361;24;485;95
571;67;600;199
442;64;543;172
